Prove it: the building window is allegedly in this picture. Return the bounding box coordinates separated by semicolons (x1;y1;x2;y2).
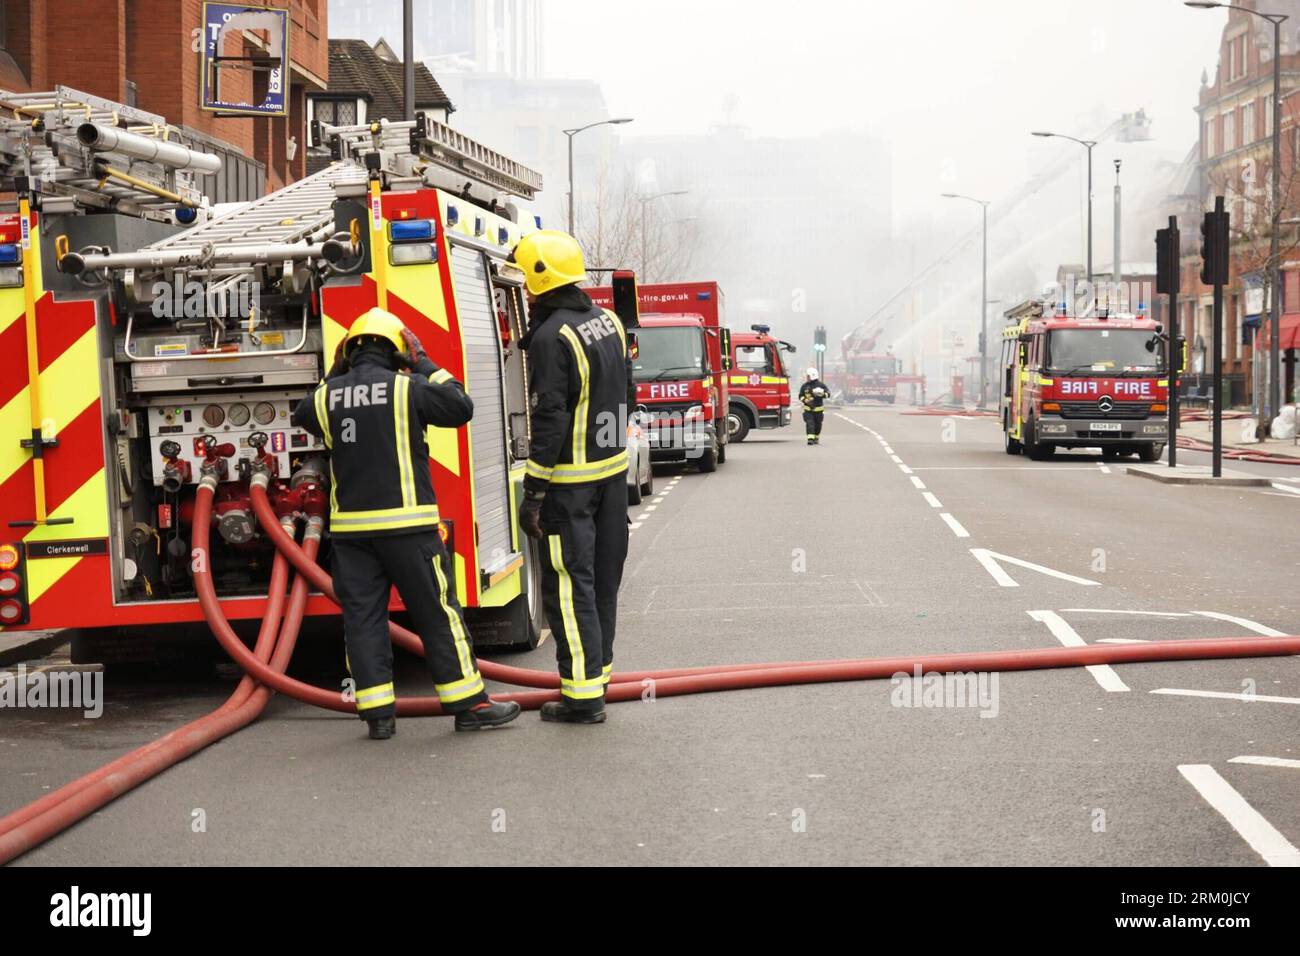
1204;118;1216;158
314;98;359;128
1222;110;1235;151
1242;101;1255;144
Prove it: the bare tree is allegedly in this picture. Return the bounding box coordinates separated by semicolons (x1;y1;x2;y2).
571;161;706;284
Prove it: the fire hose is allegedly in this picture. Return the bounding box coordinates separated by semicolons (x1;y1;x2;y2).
2;478;1299;864
1176;435;1300;466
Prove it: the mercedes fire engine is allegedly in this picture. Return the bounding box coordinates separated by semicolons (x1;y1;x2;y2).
588;280;730;472
726;324;794;441
0;86;550;658
1000;299;1171;461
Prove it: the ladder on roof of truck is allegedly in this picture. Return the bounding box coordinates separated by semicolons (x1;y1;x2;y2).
0;85;219;215
316;112;543;201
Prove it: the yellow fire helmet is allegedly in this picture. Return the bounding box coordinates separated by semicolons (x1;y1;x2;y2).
345;307;407;353
510;229;586;296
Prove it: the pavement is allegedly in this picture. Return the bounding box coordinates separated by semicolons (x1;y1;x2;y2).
2;406;1298;866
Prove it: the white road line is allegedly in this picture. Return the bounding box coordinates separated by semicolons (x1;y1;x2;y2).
889;454;902;463
1193;611;1287;638
909;476;926;489
1095;637;1150;644
939;513;970;538
969;549;1102;588
629;521;643;530
1097;462;1111;475
1178;764;1300;867
1262;491;1300;498
1152;688;1300;705
898;464;914;475
921;492;942;508
1028;610;1129;692
643;505;657;512
1060;608;1193;617
1230;756;1300;769
910;465;1101;471
1267;483;1300;496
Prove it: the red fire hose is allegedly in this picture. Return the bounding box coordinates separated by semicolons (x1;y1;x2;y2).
1176;435;1300;465
0;520;314;864
3;480;1299;865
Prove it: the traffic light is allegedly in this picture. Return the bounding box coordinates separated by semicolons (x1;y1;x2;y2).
1199;203;1229;287
1155;220;1180;295
813;325;827;352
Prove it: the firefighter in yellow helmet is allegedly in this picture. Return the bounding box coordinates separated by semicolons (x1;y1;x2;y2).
291;307;521;738
510;230;629;724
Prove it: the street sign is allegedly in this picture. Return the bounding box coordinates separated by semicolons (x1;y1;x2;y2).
200;2;290;117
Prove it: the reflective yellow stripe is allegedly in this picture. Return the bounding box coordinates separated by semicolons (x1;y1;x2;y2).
435;673;485;703
525;459;555;480
432;549;477;685
548;449;628;485
1157;378;1169;387
559;325;590;465
729;375;748;385
549;533;587;696
355;682;395;711
602;663;613;686
761;376;786;384
330;504;439;534
561;675;606;699
1038;377;1054;386
605;308;626;353
313;382;332;450
429;368;454;384
392;374;415;507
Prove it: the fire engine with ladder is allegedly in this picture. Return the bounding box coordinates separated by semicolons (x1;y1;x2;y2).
0;85;552;659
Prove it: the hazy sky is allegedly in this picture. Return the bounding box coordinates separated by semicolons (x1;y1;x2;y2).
545;0;1227;223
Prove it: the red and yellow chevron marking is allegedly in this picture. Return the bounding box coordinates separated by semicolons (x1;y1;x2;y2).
0;211;110;628
321;187;482;604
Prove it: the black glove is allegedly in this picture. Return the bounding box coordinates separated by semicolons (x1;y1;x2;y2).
519;489;545;541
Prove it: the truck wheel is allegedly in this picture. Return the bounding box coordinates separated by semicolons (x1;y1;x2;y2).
640;466;654;497
728;407;751;443
698;443;718;473
717;439;727;464
1024;420;1054;460
1137;443;1163;463
627;476;642;506
1003;414;1022;455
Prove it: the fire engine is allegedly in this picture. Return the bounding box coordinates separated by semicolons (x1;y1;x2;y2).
1000;299;1171;461
588;280;730;472
835;318;906;403
0;85;550;658
726;324;795;442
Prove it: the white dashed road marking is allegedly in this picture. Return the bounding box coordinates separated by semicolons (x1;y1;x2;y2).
1178;764;1300;867
939;513;969;538
1028;609;1130;692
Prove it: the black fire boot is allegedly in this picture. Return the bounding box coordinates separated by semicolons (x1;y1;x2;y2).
454;699;522;731
540;700;606;724
367;716;397;740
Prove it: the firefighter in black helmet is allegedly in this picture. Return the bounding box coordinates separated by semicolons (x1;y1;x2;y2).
799;366;828;445
291;307;521;738
511;230;629;724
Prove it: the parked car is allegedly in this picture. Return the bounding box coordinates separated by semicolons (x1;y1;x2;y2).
627;409;654;504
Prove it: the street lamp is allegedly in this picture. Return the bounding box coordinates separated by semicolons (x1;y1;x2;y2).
1186;1;1287;423
563;117;634;235
942;192;990;406
1032;130;1098;290
638;190;688;282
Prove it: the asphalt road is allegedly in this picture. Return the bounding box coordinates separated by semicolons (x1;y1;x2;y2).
3;405;1298;866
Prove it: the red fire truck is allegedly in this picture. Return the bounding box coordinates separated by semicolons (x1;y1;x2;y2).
837;318;902;403
588;280;730;472
1000;299;1170;461
726;324;795;441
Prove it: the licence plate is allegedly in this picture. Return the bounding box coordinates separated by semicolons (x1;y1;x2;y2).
1090;422;1123;432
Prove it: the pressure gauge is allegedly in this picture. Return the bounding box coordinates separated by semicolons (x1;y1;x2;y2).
253;402;277;426
202;404;225;427
227;403;251;426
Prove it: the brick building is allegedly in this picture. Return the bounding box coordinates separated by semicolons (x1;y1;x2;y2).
0;1;328;195
1189;0;1300;406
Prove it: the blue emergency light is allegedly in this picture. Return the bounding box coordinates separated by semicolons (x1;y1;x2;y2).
696;291;711;300
446;205;460;227
389;219;435;242
0;244;22;265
